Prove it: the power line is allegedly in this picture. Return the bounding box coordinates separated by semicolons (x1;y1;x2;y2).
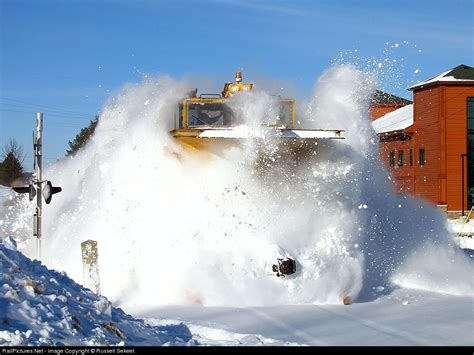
1;102;92;119
0;108;95;121
1;96;98;118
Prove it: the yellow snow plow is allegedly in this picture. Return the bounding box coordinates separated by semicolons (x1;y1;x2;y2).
170;72;344;157
169;72;346;282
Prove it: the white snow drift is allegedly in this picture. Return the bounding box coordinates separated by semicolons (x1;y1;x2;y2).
0;238;195;346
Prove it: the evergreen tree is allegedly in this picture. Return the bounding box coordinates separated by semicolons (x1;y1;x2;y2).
66;116;99;156
0;139;25;186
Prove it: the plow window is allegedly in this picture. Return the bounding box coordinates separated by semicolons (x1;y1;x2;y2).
188;102;233;127
276;101;293;126
184;99;294;128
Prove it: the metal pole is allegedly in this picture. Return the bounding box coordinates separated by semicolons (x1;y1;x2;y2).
35;112;43;259
12;112;60;261
462;153;467;217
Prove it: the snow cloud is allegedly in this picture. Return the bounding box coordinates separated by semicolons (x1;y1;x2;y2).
3;65;472;308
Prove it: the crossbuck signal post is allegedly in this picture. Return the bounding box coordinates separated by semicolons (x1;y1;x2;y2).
13;113;62;260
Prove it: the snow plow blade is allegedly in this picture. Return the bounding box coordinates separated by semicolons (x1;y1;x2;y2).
170;127;344;159
171;128;343;140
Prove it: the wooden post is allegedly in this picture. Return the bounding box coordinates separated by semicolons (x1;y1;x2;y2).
81;240;101;294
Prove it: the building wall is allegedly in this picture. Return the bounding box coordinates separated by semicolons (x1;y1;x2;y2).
444;85;474;211
377;83;474;213
411;86;441;206
379;137;414;193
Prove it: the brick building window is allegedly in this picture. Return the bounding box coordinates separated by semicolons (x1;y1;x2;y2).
398;151;404;166
419;148;425;166
410;149;413;166
389;151;395;167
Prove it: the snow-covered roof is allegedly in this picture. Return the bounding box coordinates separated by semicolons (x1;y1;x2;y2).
409;64;474;90
371;104;413;134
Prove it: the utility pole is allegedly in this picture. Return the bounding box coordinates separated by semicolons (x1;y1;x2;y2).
13;113;62;260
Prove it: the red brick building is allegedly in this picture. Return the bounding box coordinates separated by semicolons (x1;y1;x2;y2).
372;64;474;216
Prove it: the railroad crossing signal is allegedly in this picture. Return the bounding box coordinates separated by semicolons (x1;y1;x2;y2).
13;181;61;204
12;113;62;259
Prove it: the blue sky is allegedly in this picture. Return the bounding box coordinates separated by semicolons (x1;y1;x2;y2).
1;0;473;168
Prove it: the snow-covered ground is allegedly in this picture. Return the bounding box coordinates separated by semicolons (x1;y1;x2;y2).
1;65;473;346
0;239;195;346
1;238;472;346
139;288;474;346
448;217;474;250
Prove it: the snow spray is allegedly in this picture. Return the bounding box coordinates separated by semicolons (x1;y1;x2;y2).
3;65;473;308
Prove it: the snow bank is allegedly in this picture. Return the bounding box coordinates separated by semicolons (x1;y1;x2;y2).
2;65;473;308
0;186;12;231
1;185;32;244
0;239;195;346
145;318;303;346
0;186;12;205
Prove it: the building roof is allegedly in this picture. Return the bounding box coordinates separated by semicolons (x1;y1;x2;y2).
370;90;412;105
371;104;413;134
409;64;474;90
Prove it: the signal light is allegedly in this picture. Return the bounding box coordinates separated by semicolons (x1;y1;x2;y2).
42;180;62;204
13;184;36;201
13;180;61;204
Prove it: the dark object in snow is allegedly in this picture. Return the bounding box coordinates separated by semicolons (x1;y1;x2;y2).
102;322;125;339
25;279;44;295
272;257;296;277
72;315;81;331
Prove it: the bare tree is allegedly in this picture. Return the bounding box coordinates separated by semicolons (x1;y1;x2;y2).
1;138;25;163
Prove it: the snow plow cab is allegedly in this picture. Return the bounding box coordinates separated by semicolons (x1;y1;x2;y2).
170;71;344;156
